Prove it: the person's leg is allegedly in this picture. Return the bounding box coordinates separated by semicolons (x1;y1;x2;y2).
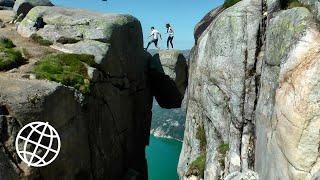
146;40;153;50
146;42;150;50
167;37;170;49
170;36;174;49
154;39;159;49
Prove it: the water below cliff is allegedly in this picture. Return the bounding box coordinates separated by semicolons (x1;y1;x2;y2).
146;135;182;180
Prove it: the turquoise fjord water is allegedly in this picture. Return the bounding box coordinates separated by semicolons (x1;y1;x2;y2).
146;136;182;180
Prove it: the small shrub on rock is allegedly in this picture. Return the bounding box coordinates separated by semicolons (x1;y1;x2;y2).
223;0;242;8
186;123;207;178
0;47;24;71
31;34;53;46
280;0;308;9
218;143;229;169
0;37;24;71
33;53;96;93
287;0;305;9
196;123;207;153
186;153;206;178
0;37;15;48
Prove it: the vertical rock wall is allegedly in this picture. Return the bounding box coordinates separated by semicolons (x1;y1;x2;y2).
178;0;262;178
179;0;320;179
255;5;320;180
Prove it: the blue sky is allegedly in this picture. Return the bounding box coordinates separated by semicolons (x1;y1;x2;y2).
51;0;223;50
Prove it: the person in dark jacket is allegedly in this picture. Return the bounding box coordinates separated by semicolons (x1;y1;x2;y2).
165;23;174;49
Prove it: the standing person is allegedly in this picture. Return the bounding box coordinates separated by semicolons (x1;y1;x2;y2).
145;27;162;50
166;23;174;49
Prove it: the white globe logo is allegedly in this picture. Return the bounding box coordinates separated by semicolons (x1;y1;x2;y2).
15;122;61;167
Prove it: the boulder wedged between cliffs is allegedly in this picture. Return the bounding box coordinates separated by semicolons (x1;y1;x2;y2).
149;50;188;109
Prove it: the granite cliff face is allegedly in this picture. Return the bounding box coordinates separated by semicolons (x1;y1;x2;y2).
179;0;320;179
0;6;152;179
0;2;183;180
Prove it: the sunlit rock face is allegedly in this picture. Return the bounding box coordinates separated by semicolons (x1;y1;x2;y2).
179;0;320;179
255;7;320;180
179;0;262;178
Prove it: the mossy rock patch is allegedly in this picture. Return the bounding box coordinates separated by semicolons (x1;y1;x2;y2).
0;47;24;71
187;153;206;178
218;143;229;169
31;34;53;46
186;123;207;178
0;37;15;48
33;53;96;93
223;0;242;8
0;37;24;71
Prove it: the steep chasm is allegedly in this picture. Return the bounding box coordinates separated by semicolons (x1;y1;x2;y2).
179;0;320;179
0;4;184;180
150;50;188;140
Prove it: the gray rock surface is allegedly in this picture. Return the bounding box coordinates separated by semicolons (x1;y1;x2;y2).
13;0;53;17
51;40;109;65
17;6;144;75
0;77;91;179
225;170;259;180
156;50;188;96
194;6;224;44
148;49;191;60
298;0;320;21
18;6;137;43
255;7;320;180
18;6;142;76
